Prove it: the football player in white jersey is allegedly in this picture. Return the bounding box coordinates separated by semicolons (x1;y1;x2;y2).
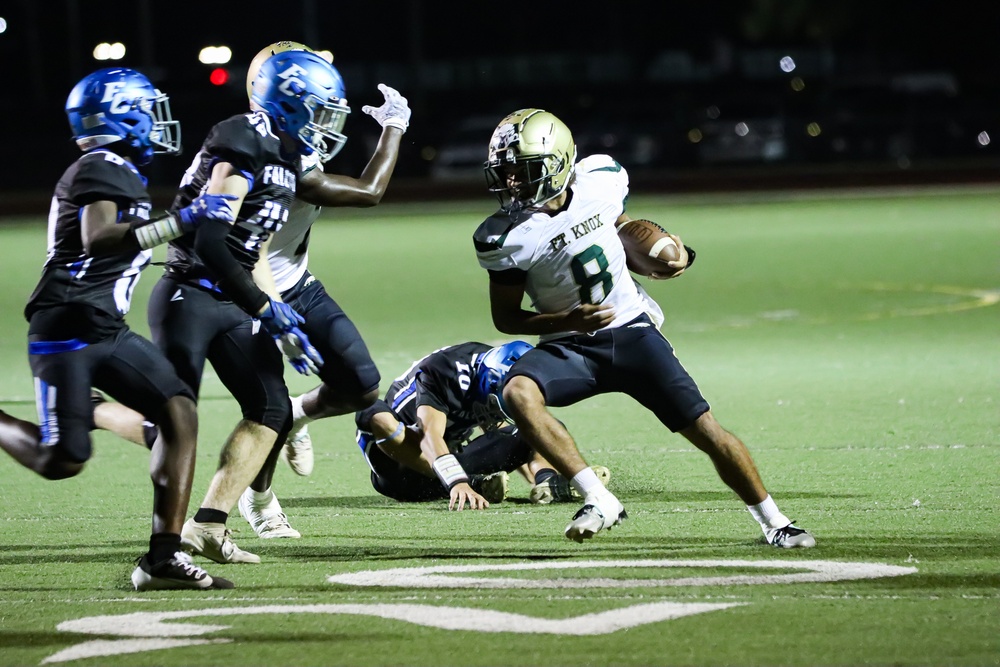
473;109;816;548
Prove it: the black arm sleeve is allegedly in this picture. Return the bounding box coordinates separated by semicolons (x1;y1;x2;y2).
193;218;269;315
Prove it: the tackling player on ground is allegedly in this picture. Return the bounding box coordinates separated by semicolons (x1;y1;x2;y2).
0;68;236;589
473;108;816;547
355;340;611;508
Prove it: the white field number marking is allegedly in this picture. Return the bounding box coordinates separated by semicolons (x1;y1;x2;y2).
43;560;915;664
327;558;917;589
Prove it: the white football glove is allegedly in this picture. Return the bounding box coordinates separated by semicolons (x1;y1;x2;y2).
275;329;324;376
362;83;411;132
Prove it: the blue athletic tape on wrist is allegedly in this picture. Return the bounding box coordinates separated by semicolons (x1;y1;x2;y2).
374;421;405;445
432;453;469;490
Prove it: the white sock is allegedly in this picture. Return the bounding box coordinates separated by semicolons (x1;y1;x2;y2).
747;494;790;531
290;395;312;431
251;487;273;504
571;467;607;497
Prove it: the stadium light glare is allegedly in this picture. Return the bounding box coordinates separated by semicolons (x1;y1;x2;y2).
0;17;8;33
735;122;749;137
199;46;232;65
93;43;111;60
108;42;126;60
807;122;822;137
780;56;796;72
687;128;703;143
977;131;990;146
791;77;805;92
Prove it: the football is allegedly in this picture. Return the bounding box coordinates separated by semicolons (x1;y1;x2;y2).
617;218;679;276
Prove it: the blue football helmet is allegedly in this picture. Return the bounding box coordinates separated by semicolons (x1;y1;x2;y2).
471;340;534;427
250;50;350;162
65;67;180;166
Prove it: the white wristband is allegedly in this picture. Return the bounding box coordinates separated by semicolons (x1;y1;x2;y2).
133;215;183;250
431;453;468;490
383;117;408;132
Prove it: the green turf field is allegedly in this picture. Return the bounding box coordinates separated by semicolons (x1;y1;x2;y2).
0;188;997;667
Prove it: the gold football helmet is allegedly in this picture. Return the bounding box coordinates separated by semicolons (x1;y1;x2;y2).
245;40;314;101
485;108;577;214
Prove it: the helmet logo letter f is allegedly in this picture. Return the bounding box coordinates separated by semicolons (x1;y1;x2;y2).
277;63;309;96
101;82;131;113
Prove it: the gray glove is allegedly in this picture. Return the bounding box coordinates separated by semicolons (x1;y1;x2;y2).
362;83;411;132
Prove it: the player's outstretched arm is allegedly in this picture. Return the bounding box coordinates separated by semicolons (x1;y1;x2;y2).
297;83;409;208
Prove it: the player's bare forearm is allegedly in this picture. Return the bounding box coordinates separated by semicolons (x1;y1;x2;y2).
297;128;401;208
492;304;615;336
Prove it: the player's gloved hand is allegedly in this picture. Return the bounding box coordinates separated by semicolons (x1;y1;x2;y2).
176;193;238;228
362;83;411;132
258;297;305;337
275;327;324;376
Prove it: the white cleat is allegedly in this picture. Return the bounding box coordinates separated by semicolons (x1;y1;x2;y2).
181;519;261;564
564;492;627;543
281;425;314;476
238;487;301;539
765;522;817;549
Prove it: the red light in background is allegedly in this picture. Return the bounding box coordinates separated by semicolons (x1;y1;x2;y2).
209;68;229;86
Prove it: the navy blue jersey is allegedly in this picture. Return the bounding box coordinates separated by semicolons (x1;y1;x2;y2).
25;149;152;341
165;112;299;282
385;342;492;450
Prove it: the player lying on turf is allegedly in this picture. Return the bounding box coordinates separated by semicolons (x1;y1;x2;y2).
354;340;610;510
473;108;816;547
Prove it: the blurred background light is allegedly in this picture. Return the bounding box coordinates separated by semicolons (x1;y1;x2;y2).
780;55;796;72
92;42;125;61
198;46;232;65
735;122;750;137
209;68;230;86
977;131;990;146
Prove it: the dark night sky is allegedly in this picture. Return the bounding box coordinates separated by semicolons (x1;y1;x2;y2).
1;0;998;196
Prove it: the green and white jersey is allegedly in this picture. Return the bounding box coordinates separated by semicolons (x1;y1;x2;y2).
270;152;323;294
474;154;659;342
